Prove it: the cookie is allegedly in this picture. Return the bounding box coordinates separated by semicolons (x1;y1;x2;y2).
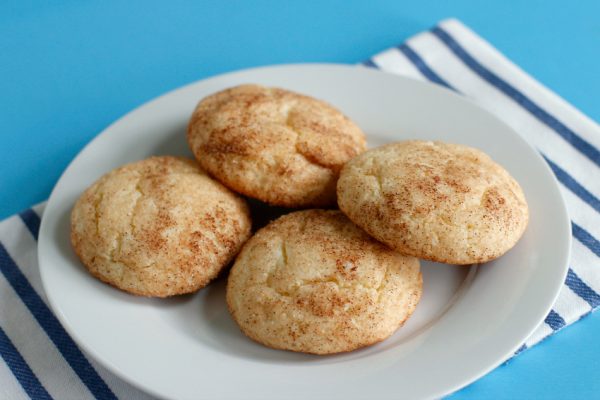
70;156;251;297
187;85;366;207
226;209;422;355
337;141;529;264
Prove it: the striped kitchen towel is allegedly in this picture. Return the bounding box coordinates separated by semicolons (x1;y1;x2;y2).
1;18;599;399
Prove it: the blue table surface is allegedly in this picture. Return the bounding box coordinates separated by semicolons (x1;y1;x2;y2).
2;1;599;398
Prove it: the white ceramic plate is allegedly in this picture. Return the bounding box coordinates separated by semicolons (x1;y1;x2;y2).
38;64;570;400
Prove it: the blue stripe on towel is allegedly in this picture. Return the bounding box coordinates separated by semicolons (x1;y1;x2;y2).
362;59;378;69
514;344;528;356
543;155;600;214
0;326;53;400
431;26;600;168
566;269;600;308
19;209;41;240
0;243;117;400
397;44;454;90
572;223;600;258
545;310;566;331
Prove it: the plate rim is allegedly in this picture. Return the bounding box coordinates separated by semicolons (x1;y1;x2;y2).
37;62;572;400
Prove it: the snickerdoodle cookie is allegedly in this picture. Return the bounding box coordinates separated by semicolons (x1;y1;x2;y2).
187;85;366;207
226;209;422;355
71;156;251;297
337;141;529;265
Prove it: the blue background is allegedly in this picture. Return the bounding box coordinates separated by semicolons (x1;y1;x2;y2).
1;1;599;398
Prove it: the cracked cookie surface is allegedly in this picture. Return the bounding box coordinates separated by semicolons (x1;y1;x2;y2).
70;156;251;297
337;141;529;264
226;209;422;354
187;85;366;207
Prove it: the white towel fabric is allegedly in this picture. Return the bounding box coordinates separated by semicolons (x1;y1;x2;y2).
1;18;599;399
